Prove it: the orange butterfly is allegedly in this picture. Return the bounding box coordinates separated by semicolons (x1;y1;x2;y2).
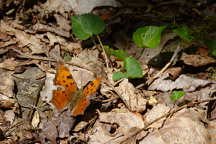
51;62;101;116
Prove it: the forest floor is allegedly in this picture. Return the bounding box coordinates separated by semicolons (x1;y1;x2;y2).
0;0;216;144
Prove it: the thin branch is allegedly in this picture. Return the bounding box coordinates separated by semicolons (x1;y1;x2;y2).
146;44;181;85
96;35;110;69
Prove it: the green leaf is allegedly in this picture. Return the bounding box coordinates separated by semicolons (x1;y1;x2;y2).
206;40;216;57
173;26;193;42
124;57;143;78
112;72;127;81
112;57;143;81
71;13;105;40
133;26;167;48
104;45;128;60
170;91;186;102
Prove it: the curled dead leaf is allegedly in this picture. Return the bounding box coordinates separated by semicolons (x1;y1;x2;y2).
115;79;147;113
181;53;216;67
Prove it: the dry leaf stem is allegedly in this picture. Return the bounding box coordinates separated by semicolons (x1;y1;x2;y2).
146;44;181;85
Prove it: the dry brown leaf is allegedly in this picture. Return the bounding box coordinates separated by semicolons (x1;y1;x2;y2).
40;73;57;104
207;121;216;144
14;67;45;80
15;68;45;119
0;30;10;40
100;82;116;99
45;32;82;53
180;53;216;67
144;104;170;129
178;84;216;105
89;109;144;144
73;121;88;132
0;69;14;97
70;49;104;78
0;58;40;71
49;45;62;61
149;73;214;92
40;0;73;16
69;0;120;14
115;79;147;113
54;14;71;32
58;111;76;138
0;58;19;70
0;21;46;54
0;94;15;109
0;39;17;49
4;110;15;124
39;120;58;144
164;67;182;79
140;108;209;144
31;111;40;128
32;23;70;38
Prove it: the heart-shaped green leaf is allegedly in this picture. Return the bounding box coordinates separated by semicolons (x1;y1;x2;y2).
71;13;105;40
112;57;143;81
133;26;167;48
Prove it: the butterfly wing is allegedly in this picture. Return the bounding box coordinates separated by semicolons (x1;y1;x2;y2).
71;78;101;116
51;63;78;110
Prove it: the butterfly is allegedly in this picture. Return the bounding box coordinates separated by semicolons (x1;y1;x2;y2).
50;62;101;116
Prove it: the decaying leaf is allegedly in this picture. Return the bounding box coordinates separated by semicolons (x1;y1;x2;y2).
45;32;82;53
58;110;76;138
0;94;15;109
89;109;144;144
39;120;58;144
144;104;170;129
0;58;39;71
207;121;216;144
164;67;182;79
140;108;209;144
70;49;104;78
178;84;216;105
31;111;40;128
0;58;19;70
115;79;147;113
15;68;45;119
14;67;45;80
73;121;89;132
69;0;120;14
4;110;15;124
40;73;56;104
149;73;214;92
40;0;73;16
181;53;216;67
0;69;14;97
0;21;46;54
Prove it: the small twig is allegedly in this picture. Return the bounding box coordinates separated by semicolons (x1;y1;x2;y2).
146;44;181;85
118;97;216;143
96;35;110;69
4;121;25;137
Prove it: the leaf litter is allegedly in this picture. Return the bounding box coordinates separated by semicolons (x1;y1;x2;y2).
0;0;216;144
